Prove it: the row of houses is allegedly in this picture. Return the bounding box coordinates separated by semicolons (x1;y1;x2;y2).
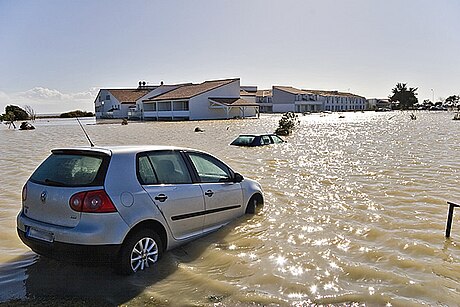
94;78;368;120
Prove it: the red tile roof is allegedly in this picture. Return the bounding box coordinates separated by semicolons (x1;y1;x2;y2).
274;86;306;95
107;88;152;104
240;90;255;96
255;89;272;97
209;98;259;107
274;86;365;98
148;79;238;101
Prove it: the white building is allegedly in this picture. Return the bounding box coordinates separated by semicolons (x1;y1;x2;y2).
367;98;392;110
240;86;258;104
94;79;259;121
135;78;259;121
94;86;154;119
255;89;273;113
272;86;366;113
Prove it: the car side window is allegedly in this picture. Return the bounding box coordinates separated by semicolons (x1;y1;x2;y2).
138;151;192;184
138;155;158;184
262;135;271;145
188;153;232;183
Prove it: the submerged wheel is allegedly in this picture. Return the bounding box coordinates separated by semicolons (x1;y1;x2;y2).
118;229;163;275
246;194;263;214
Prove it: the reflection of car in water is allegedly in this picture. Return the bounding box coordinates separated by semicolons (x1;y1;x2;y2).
375;108;392;112
17;145;264;275
230;134;285;147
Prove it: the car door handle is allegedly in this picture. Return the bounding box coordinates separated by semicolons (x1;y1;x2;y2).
154;194;168;202
204;190;214;197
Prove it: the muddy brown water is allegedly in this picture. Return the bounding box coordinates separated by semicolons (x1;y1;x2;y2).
0;112;459;306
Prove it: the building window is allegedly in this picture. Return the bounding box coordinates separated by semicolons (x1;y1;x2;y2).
144;103;156;111
105;95;110;100
173;101;189;111
157;101;172;111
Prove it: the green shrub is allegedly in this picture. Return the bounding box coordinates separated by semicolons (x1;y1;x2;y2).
275;112;299;136
60;110;94;118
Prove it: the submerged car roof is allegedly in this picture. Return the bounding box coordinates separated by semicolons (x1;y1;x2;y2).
237;134;276;137
51;145;200;156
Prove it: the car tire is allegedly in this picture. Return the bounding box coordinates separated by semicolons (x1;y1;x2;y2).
117;229;163;275
245;196;260;214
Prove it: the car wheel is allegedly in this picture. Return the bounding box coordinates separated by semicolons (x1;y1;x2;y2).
245;195;260;214
118;229;163;275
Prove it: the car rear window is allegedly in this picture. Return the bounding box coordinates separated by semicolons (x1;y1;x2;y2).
30;153;109;187
231;135;255;146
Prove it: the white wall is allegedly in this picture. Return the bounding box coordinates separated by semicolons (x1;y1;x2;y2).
271;87;297;113
272;104;295;113
95;89;122;118
189;79;241;120
272;87;296;106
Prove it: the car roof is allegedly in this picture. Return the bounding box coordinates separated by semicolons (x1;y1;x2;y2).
51;145;202;156
237;134;276;137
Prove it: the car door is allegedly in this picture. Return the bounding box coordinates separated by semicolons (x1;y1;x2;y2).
138;151;205;240
186;152;244;231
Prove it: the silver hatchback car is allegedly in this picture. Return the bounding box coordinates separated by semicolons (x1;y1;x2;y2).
17;146;264;274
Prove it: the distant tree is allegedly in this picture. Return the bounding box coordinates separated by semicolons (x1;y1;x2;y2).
389;83;418;110
445;95;460;105
4;105;29;120
60;110;94;118
24;105;36;121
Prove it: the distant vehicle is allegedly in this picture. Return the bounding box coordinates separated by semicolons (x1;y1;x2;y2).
230;134;285;147
375;108;392;112
17;145;264;274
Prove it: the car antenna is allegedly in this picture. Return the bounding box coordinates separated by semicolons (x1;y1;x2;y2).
75;116;95;147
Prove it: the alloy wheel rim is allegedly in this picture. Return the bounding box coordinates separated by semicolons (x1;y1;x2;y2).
131;237;158;272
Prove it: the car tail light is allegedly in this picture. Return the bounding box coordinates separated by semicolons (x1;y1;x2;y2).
22;184;27;202
69;190;117;213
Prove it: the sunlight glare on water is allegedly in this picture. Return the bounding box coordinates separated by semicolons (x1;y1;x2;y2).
0;112;459;305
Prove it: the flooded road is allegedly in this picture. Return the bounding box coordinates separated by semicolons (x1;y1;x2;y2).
0;112;459;306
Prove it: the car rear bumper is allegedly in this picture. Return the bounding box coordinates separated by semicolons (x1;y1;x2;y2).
17;228;121;262
17;210;129;245
16;209;130;263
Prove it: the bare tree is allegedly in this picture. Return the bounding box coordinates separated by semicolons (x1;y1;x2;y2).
24;105;36;121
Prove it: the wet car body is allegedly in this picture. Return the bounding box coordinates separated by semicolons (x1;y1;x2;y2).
230;134;285;147
17;145;264;274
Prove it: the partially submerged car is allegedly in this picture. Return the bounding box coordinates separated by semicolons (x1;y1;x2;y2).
17;146;264;274
230;134;285;147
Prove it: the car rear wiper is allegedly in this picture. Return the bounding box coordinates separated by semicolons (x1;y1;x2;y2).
44;178;67;186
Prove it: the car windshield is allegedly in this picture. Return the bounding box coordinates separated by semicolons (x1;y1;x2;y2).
271;135;284;144
30;153;109;187
230;135;255;146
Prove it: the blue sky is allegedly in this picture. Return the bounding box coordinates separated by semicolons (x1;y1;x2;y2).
1;0;459;113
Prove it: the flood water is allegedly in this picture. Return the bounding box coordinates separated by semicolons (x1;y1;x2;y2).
0;112;459;306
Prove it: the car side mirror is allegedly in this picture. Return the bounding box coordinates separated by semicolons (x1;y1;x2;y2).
233;173;244;183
